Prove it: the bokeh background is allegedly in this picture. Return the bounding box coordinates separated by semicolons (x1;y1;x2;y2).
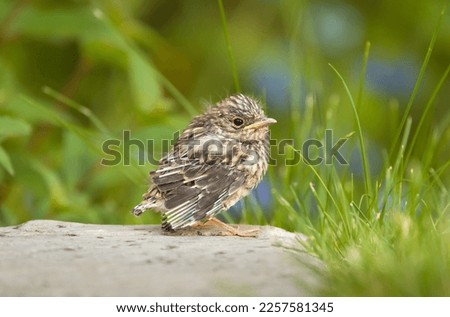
0;0;449;226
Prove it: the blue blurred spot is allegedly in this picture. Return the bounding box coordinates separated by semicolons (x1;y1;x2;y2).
365;58;418;98
227;179;273;220
348;144;383;179
249;59;290;107
253;179;272;208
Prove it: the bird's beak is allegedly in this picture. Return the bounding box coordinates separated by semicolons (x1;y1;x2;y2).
244;117;277;130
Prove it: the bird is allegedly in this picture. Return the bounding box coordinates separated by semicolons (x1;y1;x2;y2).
132;94;276;236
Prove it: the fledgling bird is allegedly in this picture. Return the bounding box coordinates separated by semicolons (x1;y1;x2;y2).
132;94;276;235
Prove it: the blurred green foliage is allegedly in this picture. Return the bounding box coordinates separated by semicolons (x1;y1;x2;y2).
0;0;449;296
1;0;448;226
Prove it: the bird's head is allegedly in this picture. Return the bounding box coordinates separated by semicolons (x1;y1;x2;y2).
204;94;276;142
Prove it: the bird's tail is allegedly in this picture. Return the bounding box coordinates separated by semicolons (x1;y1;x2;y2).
132;198;157;216
132;187;161;216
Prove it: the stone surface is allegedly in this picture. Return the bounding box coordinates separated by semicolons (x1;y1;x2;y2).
0;220;322;296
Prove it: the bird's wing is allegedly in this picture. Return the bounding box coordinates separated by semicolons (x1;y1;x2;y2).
151;159;245;230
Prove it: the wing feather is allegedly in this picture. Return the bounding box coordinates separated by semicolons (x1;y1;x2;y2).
151;160;244;230
150;136;246;230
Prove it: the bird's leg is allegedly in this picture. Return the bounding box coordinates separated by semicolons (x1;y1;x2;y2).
204;217;260;238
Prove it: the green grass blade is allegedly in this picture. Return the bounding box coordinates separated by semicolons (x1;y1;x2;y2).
217;0;241;92
153;70;198;116
388;4;447;159
356;41;371;113
288;144;352;239
404;63;450;165
329;63;373;199
43;86;111;136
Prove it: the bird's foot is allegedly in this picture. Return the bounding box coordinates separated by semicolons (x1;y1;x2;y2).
202;217;260;238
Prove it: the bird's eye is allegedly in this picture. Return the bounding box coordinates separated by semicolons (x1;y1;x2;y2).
232;117;244;127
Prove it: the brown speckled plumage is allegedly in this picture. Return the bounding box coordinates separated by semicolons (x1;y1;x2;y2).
132;94;276;231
